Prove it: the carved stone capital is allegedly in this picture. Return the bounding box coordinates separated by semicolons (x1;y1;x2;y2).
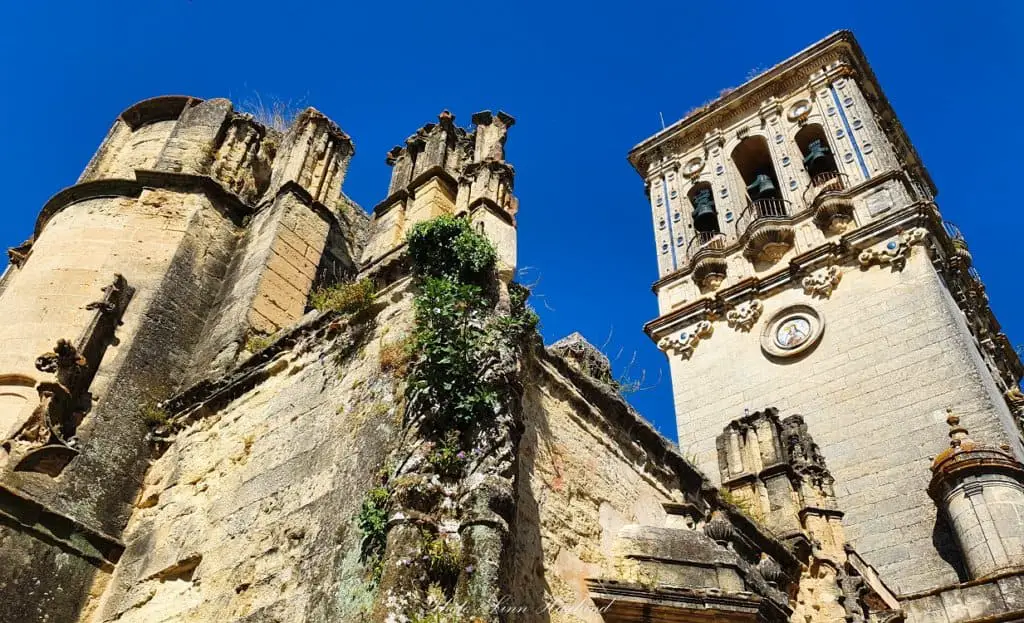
726;300;764;332
802;266;842;298
858;227;929;270
658;320;714;359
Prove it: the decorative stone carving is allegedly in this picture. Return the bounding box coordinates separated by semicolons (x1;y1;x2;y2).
743;225;795;263
6;239;33;268
802;266;842;298
950;237;973;268
3;275;133;476
756;553;785;587
761;305;825;359
693;258;728;292
1008;385;1024;409
858;227;929;270
726;300;764;331
787;99;812;122
703;510;734;545
658;321;714;360
1008;385;1024;431
812;197;855;234
5;340;90;475
781;415;833;495
682;156;704;178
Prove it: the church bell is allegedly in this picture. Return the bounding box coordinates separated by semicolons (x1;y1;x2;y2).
746;173;777;201
802;139;833;176
690;188;719;232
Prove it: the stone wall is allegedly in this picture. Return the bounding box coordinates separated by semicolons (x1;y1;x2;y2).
0;94;368;623
0;522;102;623
901;569;1024;622
0;191;201;381
82;283;415;623
670;248;1013;594
75;279;793;623
511;352;688;622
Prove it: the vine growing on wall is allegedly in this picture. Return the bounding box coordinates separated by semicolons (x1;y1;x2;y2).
357;214;537;621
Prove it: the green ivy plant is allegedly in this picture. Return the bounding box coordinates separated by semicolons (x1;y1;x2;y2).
407;214;497;287
357;484;392;585
356;214;538;603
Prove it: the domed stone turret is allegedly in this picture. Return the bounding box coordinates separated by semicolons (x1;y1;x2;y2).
929;410;1024;579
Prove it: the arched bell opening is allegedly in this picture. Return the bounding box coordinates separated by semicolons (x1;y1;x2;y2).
687;182;724;255
796;124;842;190
732;137;788;232
733;136;782;202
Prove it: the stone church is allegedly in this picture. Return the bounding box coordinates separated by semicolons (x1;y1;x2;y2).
0;30;1022;623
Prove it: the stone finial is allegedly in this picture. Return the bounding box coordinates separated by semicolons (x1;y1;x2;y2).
471;110;516;163
703;510;734;545
946;409;970;448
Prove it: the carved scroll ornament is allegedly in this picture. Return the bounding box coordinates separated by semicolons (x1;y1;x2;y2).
726;300;764;332
658;320;714;359
802;265;842;298
858;227;929;270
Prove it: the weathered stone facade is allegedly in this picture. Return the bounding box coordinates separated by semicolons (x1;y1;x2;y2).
0;28;1022;623
633;30;1024;622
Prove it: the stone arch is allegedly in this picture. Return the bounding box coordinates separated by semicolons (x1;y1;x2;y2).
731;135;782;202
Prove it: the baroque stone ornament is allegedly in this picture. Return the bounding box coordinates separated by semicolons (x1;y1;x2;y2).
1007;385;1024;431
682;156;704;178
1008;385;1024;410
703;510;734;545
658;320;714;359
693;257;728;292
802;265;842;298
761;305;825;359
726;299;764;331
858;227;929;270
743;225;795;263
757;553;785;587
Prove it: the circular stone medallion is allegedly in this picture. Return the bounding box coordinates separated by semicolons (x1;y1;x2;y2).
761;305;825;359
775;317;811;349
787;100;812;121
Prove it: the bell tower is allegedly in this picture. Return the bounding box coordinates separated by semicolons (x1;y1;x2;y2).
630;31;1024;596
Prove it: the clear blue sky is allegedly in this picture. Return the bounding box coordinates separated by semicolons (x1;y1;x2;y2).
1;1;1021;441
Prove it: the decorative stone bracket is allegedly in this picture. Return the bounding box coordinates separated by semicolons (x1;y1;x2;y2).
694;257;728;293
726;300;764;332
858;227;929;270
658;320;714;359
6;239;33;268
802;266;842;298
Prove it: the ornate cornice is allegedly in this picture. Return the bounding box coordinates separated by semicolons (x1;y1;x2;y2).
645;204;936;339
